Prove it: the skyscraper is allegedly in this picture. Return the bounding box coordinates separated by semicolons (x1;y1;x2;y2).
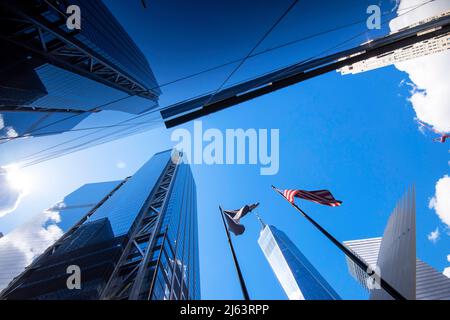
258;223;340;300
0;180;125;292
0;0;161;139
344;238;450;300
0;150;200;300
343;188;450;300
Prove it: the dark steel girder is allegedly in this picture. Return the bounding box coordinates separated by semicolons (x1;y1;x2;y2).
0;105;98;113
162;13;450;128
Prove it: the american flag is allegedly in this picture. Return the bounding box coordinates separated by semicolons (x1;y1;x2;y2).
282;189;342;207
434;134;449;143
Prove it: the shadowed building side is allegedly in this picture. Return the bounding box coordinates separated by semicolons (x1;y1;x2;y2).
0;180;125;292
2;218;124;300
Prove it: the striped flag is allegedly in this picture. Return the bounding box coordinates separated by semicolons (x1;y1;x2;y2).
222;203;259;236
281;189;342;207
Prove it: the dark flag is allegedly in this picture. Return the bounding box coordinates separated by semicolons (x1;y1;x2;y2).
222;203;259;235
280;188;342;207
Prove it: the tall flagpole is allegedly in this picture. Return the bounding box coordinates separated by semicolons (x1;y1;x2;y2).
271;185;406;300
219;206;250;300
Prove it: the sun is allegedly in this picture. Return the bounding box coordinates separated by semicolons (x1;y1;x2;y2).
4;164;31;193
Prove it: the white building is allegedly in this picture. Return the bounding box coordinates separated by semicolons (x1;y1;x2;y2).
343;188;450;300
338;11;450;75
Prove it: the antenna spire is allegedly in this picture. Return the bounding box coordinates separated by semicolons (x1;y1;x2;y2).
254;211;266;230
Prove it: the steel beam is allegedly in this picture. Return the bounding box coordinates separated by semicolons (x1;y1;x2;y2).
162;13;450;128
0;105;98;113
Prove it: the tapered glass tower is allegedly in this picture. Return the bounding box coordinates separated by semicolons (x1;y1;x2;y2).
258;224;340;300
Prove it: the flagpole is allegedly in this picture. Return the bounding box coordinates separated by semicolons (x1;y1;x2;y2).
271;185;406;300
219;206;250;300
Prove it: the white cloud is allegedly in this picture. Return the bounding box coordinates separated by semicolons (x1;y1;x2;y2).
5;127;18;138
390;0;450;133
444;254;450;278
0;114;20;139
0;210;63;291
391;0;401;13
429;175;450;227
427;227;440;243
49;201;66;211
0;166;26;217
116;161;127;169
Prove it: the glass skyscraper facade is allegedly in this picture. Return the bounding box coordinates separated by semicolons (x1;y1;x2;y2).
0;150;200;300
258;224;340;300
0;180;124;291
0;0;161;140
68;0;161;95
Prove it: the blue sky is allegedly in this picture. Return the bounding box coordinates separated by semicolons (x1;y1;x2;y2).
0;0;449;299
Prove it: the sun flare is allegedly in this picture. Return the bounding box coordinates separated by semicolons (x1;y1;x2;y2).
3;164;31;193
